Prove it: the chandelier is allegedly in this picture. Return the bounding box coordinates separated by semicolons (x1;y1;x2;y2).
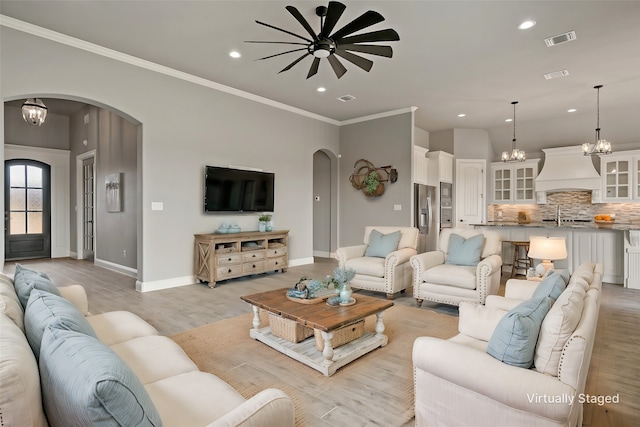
582;85;612;156
501;101;525;162
21;98;48;126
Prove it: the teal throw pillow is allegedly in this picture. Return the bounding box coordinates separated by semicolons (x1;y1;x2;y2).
486;296;551;368
364;229;402;258
13;265;60;309
24;289;96;360
445;233;484;266
39;323;163;427
532;270;567;302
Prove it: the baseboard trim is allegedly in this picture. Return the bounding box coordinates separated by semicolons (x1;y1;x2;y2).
136;275;196;293
289;257;315;267
94;258;137;278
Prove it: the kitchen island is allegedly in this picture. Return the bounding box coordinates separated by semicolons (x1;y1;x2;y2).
473;221;640;285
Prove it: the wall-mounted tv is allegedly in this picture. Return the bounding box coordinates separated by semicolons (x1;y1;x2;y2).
204;166;275;213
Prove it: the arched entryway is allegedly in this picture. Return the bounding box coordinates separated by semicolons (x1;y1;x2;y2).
313;149;339;258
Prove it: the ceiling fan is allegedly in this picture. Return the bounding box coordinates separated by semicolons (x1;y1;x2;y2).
247;1;400;79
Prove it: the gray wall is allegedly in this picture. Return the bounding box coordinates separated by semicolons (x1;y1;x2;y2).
2;26;340;287
339;112;413;246
4;105;70;149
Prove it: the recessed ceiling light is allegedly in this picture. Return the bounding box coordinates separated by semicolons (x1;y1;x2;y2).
229;51;241;59
505;118;513;122
457;113;466;118
317;87;326;92
518;20;536;30
567;108;577;113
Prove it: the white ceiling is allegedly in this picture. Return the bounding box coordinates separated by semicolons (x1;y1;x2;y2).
2;1;640;157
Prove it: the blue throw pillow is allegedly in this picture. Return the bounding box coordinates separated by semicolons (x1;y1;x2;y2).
39;322;163;427
364;229;402;258
445;233;484;266
24;289;96;360
13;265;60;309
532;270;567;302
486;296;551;368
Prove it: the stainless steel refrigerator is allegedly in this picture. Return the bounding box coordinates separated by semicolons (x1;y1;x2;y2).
414;184;438;253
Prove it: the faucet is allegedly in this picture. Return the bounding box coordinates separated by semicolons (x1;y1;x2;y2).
556;205;561;226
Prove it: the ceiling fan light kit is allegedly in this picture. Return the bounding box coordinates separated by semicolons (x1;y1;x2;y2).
583;85;612;156
248;1;399;79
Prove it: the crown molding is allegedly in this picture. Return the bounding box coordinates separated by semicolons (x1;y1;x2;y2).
340;106;418;126
0;15;341;126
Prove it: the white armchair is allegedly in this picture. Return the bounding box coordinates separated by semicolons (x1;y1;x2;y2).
410;228;502;306
336;226;419;299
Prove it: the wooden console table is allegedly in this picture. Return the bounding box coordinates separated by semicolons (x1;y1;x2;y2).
194;230;289;288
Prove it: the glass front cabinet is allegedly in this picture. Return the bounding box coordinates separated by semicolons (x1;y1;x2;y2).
491;159;540;204
601;151;640;202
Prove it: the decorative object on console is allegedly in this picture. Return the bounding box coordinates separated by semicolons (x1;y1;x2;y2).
501;101;526;162
348;159;397;197
582;85;612;156
527;236;567;273
22;98;48;126
247;1;399;79
258;214;272;232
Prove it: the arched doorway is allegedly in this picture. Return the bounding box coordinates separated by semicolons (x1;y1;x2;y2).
313;149;338;258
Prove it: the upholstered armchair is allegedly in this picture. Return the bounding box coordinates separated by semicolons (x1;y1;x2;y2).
336;226;419;299
410;228;502;306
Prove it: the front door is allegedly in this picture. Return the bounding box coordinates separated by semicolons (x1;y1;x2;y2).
4;159;51;260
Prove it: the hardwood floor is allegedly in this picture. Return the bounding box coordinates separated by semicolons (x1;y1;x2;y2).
4;257;639;425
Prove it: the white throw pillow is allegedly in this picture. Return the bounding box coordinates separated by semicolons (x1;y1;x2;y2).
534;285;585;375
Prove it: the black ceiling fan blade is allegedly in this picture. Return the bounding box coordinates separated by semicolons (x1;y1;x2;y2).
245;41;309;46
330;10;384;40
256;20;312;43
285;6;319;41
327;55;347;79
320;1;347;38
334;49;373;72
256;48;308;61
279;53;310;73
338;43;393;58
337;28;400;45
307;57;321;79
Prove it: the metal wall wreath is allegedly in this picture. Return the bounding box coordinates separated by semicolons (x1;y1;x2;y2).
349;159;398;197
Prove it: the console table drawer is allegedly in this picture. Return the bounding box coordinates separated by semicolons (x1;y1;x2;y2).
267;248;287;258
243;261;266;274
217;254;242;266
242;251;265;262
267;257;287;271
217;265;243;279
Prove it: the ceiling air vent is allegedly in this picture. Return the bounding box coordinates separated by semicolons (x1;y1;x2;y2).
544;70;570;80
545;31;577;47
337;94;356;102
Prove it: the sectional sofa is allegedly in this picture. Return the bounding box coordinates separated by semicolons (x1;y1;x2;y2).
0;265;294;426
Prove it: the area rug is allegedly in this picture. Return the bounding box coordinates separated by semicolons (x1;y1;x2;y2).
170;304;458;427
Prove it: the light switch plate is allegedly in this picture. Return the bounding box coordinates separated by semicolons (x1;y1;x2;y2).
394;204;402;211
151;202;163;211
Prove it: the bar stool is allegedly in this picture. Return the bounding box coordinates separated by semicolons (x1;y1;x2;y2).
502;241;532;278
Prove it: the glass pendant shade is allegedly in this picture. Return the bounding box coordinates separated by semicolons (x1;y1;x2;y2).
22;98;48;126
501;101;525;162
582;85;612;156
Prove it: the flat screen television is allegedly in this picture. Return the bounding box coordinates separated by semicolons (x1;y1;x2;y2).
204;166;275;213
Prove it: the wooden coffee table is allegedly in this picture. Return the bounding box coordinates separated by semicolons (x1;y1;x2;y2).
241;288;394;376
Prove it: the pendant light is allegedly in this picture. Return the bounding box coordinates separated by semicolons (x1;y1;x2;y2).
501;101;526;162
582;85;612;156
21;98;48;126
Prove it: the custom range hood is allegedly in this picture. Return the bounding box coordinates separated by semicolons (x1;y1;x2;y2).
535;146;601;192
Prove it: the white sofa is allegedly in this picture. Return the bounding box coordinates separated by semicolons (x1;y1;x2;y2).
410;228;503;306
0;266;294;427
336;226;419;299
412;262;603;427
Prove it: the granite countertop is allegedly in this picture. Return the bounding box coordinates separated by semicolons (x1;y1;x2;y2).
475;221;640;231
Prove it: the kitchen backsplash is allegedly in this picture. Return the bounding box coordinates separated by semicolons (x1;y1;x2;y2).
489;191;640;224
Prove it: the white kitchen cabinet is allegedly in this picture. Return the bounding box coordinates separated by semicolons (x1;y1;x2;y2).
572;229;623;283
413;146;429;185
427;151;454;184
601;150;640;202
491;159;540;203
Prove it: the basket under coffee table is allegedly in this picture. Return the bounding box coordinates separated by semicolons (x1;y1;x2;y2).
241;288;394;376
